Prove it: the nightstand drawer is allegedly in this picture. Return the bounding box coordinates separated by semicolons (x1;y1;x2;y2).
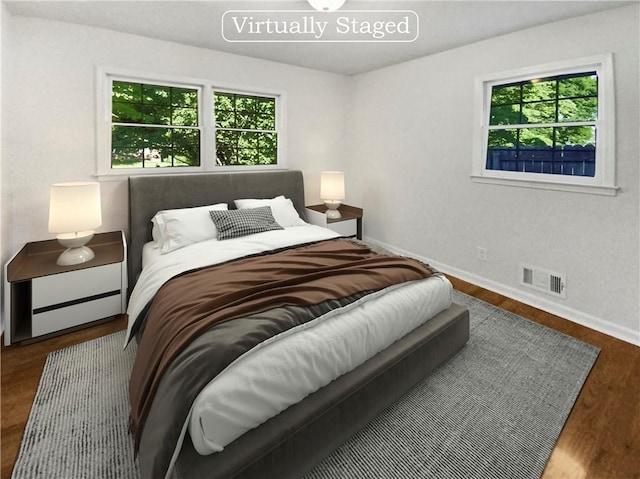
32;263;122;309
32;294;122;337
328;219;356;237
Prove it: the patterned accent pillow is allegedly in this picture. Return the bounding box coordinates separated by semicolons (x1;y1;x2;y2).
209;206;283;240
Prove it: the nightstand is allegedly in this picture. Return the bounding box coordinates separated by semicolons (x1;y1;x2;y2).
306;204;363;240
3;231;127;345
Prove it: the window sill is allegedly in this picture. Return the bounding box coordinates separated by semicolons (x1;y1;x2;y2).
470;175;619;196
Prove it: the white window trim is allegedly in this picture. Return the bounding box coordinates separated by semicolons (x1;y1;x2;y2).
95;67;287;180
471;54;618;196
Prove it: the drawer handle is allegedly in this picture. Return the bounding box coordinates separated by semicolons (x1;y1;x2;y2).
33;290;121;315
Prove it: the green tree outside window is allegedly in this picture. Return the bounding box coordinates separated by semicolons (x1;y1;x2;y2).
487;72;598;177
214;92;278;166
111;81;200;168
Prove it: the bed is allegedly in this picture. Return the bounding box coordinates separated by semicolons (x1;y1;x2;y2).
126;170;469;479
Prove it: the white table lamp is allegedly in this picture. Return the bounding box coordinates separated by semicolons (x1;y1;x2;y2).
321;171;345;219
48;182;102;266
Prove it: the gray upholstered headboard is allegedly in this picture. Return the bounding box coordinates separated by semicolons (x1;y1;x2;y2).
128;170;306;291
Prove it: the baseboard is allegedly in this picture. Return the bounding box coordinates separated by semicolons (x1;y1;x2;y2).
365;237;640;347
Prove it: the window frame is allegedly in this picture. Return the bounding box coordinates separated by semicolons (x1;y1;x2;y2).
96;67;286;178
471;55;617;196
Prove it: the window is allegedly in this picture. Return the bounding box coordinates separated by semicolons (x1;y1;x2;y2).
472;55;617;195
97;69;285;176
111;81;200;169
214;92;278;166
488;72;597;176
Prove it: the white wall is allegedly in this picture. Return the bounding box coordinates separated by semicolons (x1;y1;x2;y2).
2;15;349;257
347;5;640;345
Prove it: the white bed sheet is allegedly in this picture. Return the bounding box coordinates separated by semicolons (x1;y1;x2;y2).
141;241;162;270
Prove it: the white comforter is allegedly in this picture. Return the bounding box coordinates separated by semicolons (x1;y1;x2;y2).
126;225;452;479
188;275;451;456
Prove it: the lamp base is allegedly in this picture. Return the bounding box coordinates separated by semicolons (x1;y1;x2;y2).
324;201;342;219
56;246;96;266
56;231;95;266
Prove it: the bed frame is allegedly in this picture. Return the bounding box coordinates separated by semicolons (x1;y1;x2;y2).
128;170;469;479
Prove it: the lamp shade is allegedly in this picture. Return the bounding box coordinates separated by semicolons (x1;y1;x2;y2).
320;171;345;201
308;0;346;11
48;182;102;234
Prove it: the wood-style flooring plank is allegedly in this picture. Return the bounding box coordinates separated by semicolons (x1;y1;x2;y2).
2;280;639;479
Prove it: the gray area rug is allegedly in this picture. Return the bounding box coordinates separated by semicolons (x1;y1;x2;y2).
11;291;599;479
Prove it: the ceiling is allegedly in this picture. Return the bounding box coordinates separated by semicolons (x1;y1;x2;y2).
5;0;634;75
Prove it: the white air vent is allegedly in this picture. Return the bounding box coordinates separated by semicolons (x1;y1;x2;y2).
520;263;566;298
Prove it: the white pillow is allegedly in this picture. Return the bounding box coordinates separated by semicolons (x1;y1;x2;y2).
234;196;307;227
152;203;228;254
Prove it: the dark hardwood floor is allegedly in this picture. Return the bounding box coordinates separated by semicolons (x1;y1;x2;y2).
1;277;638;479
